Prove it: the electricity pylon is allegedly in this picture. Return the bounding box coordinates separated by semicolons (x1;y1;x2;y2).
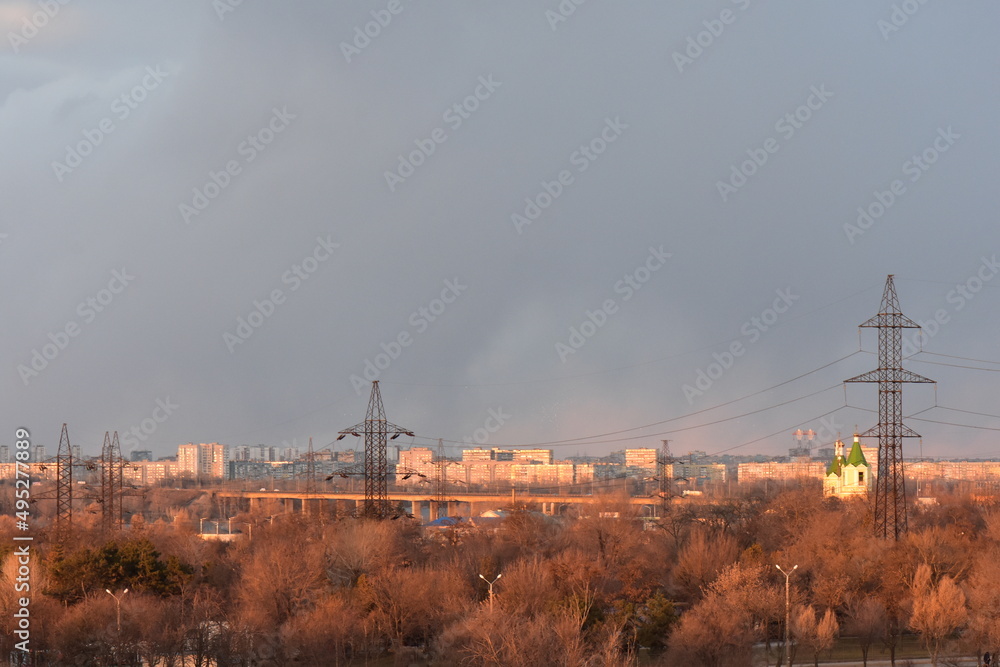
433;438;448;504
432;438;463;515
658;439;674;515
55;423;73;539
338;381;414;519
305;437;317;496
846;275;934;539
101;432;125;531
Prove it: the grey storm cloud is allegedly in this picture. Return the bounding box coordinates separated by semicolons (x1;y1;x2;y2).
2;0;999;461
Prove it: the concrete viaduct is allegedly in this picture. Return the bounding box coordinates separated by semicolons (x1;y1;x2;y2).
212;489;657;521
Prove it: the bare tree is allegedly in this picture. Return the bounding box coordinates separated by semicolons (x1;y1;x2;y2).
357;564;472;652
236;532;327;629
673;528;739;601
657;502;695;549
325;519;418;586
909;563;968;666
666;562;774;666
963;549;1000;662
791;605;838;667
279;593;366;666
845;594;887;666
666;593;752;667
436;605;589;667
49;595;116;666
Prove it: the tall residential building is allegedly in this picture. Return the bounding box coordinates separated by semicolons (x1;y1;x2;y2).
508;449;553;465
738;461;826;484
510;462;578;486
241;444;280;461
397;446;590;489
625;448;658;471
124;460;180;486
398;447;435;481
462;447;494;462
177;443;229;479
670;461;727;484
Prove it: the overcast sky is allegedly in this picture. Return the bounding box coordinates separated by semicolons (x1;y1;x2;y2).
3;1;999;462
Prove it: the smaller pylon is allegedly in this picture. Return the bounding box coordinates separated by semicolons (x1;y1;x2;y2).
112;432;124;529
101;432;111;529
658;440;673;514
55;424;73;539
434;439;446;505
305;437;317;496
101;432;125;531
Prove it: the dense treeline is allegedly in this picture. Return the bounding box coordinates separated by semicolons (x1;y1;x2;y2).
1;483;998;666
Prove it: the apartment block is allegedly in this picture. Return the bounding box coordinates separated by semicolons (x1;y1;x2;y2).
177;442;229;479
625;448;658;471
123;459;180;485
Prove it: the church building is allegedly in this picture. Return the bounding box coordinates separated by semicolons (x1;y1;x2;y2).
824;435;872;498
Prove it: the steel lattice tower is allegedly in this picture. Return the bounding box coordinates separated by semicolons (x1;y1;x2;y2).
101;432;111;529
846;275;934;539
338;381;413;519
658;439;672;515
433;438;446;505
432;438;462;513
55;423;73;538
101;431;125;531
305;437;317;496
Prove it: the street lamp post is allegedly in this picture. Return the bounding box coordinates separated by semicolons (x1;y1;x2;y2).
105;586;129;666
478;573;502;612
105;588;129;634
775;565;798;666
